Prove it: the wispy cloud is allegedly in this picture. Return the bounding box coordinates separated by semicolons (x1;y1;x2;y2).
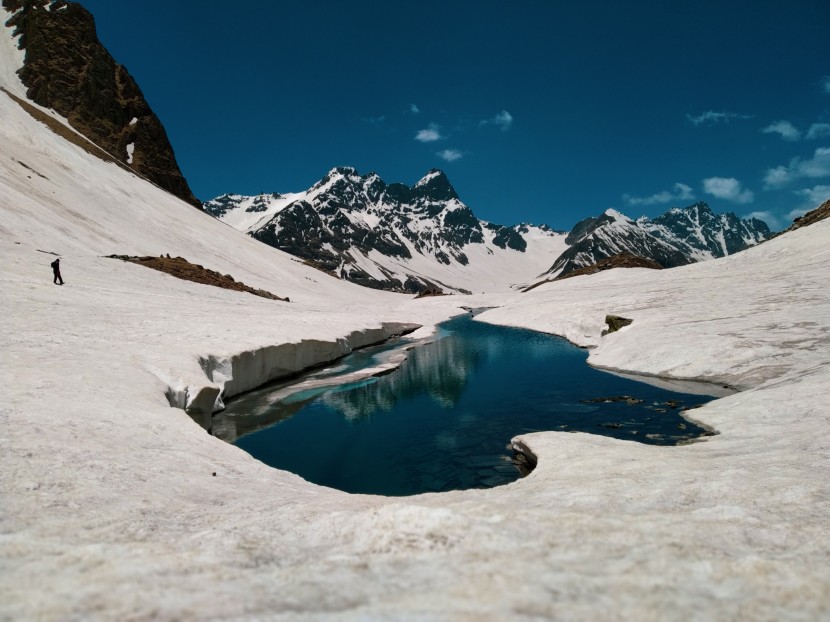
623;182;694;206
363;115;385;126
686;110;751;126
480;110;514;131
702;177;754;204
822;76;830;94
761;120;802;141
806;122;830;140
437;149;463;162
493;110;513;131
764;147;830;188
795;184;830;208
410;103;420;114
415;123;443;142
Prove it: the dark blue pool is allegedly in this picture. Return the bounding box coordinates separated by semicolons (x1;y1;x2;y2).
218;314;718;496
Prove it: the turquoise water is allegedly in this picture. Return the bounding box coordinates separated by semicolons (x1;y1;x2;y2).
219;314;718;496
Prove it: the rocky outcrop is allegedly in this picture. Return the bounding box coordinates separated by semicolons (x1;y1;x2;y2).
106;255;289;301
604;315;633;334
780;198;830;234
522;253;662;292
558;252;662;280
3;0;200;207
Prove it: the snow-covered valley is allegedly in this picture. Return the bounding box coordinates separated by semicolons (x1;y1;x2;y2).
2;10;830;620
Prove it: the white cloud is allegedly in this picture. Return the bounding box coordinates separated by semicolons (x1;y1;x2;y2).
410;103;420;114
702;177;754;204
799;147;830;178
786;207;809;221
763;165;793;188
623;182;694;206
761;120;802;141
763;147;830;188
795;184;830;208
415;123;442;142
437;149;463;162
822;76;830;94
806;122;830;140
480;110;514;131
743;210;781;230
686;110;750;126
493;110;513;131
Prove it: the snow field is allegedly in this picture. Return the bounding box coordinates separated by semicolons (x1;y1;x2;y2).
2;18;830;619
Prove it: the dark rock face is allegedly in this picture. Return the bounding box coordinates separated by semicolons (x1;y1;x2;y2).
604;315;633;334
3;0;200;207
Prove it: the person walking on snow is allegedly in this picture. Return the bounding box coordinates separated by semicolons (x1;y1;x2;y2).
51;258;63;285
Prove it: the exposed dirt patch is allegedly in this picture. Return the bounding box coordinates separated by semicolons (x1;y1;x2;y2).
414;285;448;299
106;255;289;302
523;253;662;292
2;86;128;169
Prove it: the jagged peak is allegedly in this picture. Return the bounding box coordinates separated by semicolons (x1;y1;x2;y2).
326;166;359;177
414;169;458;201
415;169;448;187
603;208;634;224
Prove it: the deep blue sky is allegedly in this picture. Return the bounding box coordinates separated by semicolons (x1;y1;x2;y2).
80;0;829;230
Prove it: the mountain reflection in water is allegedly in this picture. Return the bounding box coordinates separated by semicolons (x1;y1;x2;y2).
323;330;481;419
223;314;717;496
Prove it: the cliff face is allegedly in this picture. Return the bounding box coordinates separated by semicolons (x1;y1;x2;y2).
3;0;201;207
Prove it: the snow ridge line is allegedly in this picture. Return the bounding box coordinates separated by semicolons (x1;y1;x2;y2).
165;322;422;419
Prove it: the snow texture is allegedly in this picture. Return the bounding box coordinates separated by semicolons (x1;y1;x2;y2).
2;16;830;620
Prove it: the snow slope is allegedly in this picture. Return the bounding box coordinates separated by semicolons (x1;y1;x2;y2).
3;17;830;620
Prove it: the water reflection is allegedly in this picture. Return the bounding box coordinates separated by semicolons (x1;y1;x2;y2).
224;315;719;496
324;330;482;419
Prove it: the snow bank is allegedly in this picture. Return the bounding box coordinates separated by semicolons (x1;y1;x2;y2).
191;322;421;413
2;22;830;619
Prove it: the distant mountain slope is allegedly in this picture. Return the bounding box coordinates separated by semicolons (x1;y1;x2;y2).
205;167;567;294
2;0;200;207
539;203;770;280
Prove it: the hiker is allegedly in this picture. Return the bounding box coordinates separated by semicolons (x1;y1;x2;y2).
51;258;63;285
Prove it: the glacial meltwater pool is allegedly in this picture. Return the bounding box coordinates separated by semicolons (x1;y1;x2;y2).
213;314;722;496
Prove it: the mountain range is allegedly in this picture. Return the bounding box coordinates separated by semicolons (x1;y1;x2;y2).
206;170;771;293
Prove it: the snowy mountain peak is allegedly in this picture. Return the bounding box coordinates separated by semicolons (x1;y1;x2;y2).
603;208;631;221
543;202;771;280
205;168;566;293
415;169;446;187
414;169;458;201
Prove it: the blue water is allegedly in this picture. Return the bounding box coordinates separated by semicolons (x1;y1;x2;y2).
219;314;718;496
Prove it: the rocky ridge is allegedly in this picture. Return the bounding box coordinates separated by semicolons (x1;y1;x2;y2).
209;171;771;293
206;167;563;294
2;0;200;207
540;202;771;280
